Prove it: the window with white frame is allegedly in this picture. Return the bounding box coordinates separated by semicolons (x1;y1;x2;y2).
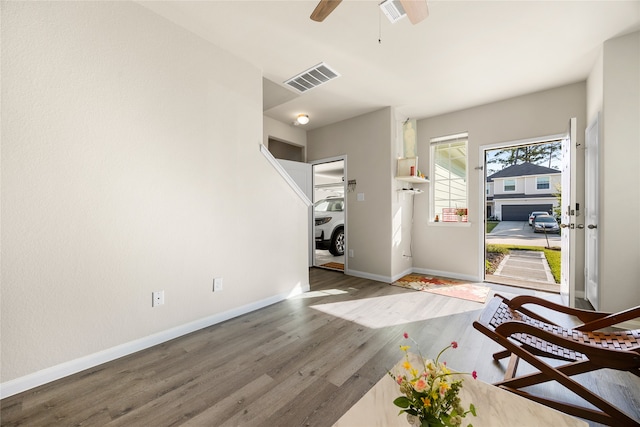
536;176;550;190
504;179;515;191
431;133;467;221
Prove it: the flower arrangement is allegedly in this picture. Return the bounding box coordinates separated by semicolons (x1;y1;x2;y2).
388;333;477;427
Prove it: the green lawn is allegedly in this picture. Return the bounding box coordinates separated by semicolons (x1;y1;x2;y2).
486;221;499;233
486;243;561;283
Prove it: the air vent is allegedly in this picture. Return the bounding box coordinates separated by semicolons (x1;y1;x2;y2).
284;62;340;93
379;0;406;23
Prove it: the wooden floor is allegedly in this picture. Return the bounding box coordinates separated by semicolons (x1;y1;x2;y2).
2;268;638;426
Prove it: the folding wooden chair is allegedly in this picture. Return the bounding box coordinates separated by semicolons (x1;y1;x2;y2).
473;294;640;426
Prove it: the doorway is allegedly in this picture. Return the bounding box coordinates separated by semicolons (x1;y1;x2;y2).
482;137;564;292
312;158;346;271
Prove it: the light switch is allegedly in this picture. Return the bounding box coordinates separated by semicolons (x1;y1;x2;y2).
357;193;365;201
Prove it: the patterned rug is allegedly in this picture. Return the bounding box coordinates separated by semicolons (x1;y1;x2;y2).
390;274;490;303
320;262;344;271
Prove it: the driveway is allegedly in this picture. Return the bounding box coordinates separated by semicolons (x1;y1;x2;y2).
486;221;560;247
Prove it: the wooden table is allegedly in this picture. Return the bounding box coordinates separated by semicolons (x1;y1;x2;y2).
333;356;588;427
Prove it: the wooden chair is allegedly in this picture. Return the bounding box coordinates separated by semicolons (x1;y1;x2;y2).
473;294;640;426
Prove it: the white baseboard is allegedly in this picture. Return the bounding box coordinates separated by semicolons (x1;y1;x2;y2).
411;267;481;283
0;284;309;399
345;268;392;284
346;267;480;285
391;267;414;283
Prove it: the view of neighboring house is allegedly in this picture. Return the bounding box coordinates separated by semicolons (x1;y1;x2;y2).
486;162;561;221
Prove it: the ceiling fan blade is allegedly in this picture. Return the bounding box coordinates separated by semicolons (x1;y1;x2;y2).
399;0;429;25
310;0;343;22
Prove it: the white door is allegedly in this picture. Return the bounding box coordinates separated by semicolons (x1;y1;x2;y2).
278;159;314;267
560;118;577;306
585;116;600;309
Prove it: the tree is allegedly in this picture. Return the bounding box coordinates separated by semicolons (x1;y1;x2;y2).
553;183;562;219
487;141;561;170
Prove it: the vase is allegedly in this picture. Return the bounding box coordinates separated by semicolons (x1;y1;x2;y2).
406;414;419;426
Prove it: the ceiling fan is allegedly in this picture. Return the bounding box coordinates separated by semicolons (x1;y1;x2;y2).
310;0;429;25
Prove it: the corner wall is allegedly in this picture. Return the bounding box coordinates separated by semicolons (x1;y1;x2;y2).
599;31;640;311
307;108;394;281
1;1;308;393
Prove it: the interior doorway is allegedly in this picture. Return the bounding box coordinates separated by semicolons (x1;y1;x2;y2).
312;158;346;271
482;137;564;292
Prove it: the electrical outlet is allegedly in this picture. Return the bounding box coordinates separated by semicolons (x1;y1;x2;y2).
152;290;164;307
213;277;223;292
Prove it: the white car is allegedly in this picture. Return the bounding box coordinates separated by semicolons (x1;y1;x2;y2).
528;211;550;226
314;197;345;256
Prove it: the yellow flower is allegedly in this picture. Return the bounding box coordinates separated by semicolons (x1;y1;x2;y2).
410;368;419;378
403;361;412;370
421;396;431;408
400;345;410;352
439;381;451;396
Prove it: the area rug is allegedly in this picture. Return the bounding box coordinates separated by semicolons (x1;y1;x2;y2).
390;274;490;303
320;262;344;271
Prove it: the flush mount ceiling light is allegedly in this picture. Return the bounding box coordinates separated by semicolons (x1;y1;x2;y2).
296;114;310;125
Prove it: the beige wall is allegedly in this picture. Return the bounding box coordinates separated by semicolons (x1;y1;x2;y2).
307;108;395;280
599;31;640;311
413;83;586;282
263;116;307;158
1;1;308;392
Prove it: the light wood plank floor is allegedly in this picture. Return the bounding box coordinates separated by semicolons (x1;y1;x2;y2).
1;268;638;426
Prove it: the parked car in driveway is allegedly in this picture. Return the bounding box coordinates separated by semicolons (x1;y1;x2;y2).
529;211;551;226
533;215;560;233
314;197;344;256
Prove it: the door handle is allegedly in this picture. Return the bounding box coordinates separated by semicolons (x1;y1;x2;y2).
587;224;597;229
560;223;569;228
577;224;584;229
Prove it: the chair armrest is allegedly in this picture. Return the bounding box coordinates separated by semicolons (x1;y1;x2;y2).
495;320;640;370
506;295;609;325
577;306;640;331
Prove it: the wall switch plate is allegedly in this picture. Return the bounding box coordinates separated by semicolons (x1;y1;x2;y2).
152;290;164;307
357;193;365;201
213;277;223;292
349;249;354;258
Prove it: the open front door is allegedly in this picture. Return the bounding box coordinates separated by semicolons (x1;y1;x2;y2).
560;118;577;306
585;116;600;309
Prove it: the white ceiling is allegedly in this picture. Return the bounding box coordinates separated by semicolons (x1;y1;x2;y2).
141;1;640;130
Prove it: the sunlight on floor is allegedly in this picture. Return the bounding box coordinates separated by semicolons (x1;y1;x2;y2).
309;291;487;329
290;289;349;299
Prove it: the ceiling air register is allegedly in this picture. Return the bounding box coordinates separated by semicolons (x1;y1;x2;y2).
284;62;341;93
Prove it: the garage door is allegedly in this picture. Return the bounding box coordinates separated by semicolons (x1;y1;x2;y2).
502;204;551;221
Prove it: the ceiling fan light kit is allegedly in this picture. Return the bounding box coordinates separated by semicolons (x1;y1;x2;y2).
310;0;428;25
379;0;407;24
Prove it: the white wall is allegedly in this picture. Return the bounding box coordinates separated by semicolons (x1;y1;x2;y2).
1;1;309;393
598;31;640;311
307;108;395;281
413;83;586;282
263;116;307;156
